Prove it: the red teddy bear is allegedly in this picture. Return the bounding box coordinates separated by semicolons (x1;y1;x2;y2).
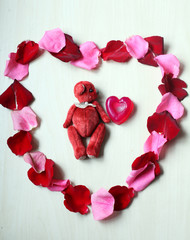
63;81;110;159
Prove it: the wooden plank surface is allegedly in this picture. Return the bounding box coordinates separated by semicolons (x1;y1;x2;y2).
0;0;190;239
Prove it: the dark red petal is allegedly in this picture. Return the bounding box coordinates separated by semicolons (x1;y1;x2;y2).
144;36;164;55
159;74;188;101
28;159;54;187
138;50;158;67
109;186;134;211
16;41;39;64
63;185;91;215
154;161;161;176
132;152;158;170
101;40;131;62
50;34;82;62
0;80;34;110
147;111;180;141
7;131;32;156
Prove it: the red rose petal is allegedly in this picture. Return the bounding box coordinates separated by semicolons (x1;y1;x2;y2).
28;159;54;187
0;80;34;110
7;131;32;156
109;186;134;211
138;36;164;67
50;34;82;62
101;40;131;62
15;41;39;64
63;185;91;215
138;50;158;67
158;74;188;101
147;111;180;141
132;152;158;170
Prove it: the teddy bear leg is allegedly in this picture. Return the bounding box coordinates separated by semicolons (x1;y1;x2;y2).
87;123;105;158
68;126;86;160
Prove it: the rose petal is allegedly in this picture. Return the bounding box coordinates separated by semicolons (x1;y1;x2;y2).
11;106;38;131
126;162;156;191
48;179;70;192
7;131;32;156
38;28;66;53
156;92;184;120
108;186;134;211
70;41;101;70
132;151;158;170
158;74;188;101
15;40;39;64
50;34;82;62
101;40;131;62
154;54;180;77
144;131;167;156
125;35;149;59
147;111;180;141
27;159;54;187
91;188;115;220
138;36;164;67
0;80;34;110
63;185;91;215
4;53;29;80
24;151;46;173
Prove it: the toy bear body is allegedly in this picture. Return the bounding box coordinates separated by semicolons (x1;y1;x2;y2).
63;81;110;160
72;106;99;137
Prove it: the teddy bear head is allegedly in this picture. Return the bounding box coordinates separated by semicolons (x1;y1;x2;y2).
74;81;97;103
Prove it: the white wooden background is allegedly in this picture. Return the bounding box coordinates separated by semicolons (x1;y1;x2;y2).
0;0;190;240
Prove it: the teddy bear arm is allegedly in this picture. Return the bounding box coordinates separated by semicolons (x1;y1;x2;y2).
63;104;77;128
93;101;110;123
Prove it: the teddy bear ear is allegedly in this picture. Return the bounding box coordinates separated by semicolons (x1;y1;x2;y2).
74;82;86;96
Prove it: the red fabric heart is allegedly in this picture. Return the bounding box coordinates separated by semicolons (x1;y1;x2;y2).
101;40;131;62
7;131;33;156
50;34;82;62
0;80;34;110
106;96;134;125
16;41;39;64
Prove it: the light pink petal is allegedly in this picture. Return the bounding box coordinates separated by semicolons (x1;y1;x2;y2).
91;188;115;220
23;151;46;173
156;92;184;120
154;54;180;77
126;163;155;191
11;106;38;131
144;131;167;156
70;41;101;70
125;35;149;59
4;53;29;81
38;28;66;53
48;179;70;192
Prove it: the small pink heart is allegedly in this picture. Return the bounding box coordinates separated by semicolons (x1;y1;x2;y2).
106;96;134;125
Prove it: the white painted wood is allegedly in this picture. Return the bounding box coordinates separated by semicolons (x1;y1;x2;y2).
0;0;190;239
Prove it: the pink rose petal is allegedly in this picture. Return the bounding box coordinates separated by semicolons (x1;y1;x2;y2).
70;41;101;70
156;92;184;120
4;53;29;81
125;35;149;59
24;151;46;173
91;188;115;220
126;162;155;191
154;54;180;77
38;28;66;53
144;131;167;156
11;106;38;131
48;179;70;192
